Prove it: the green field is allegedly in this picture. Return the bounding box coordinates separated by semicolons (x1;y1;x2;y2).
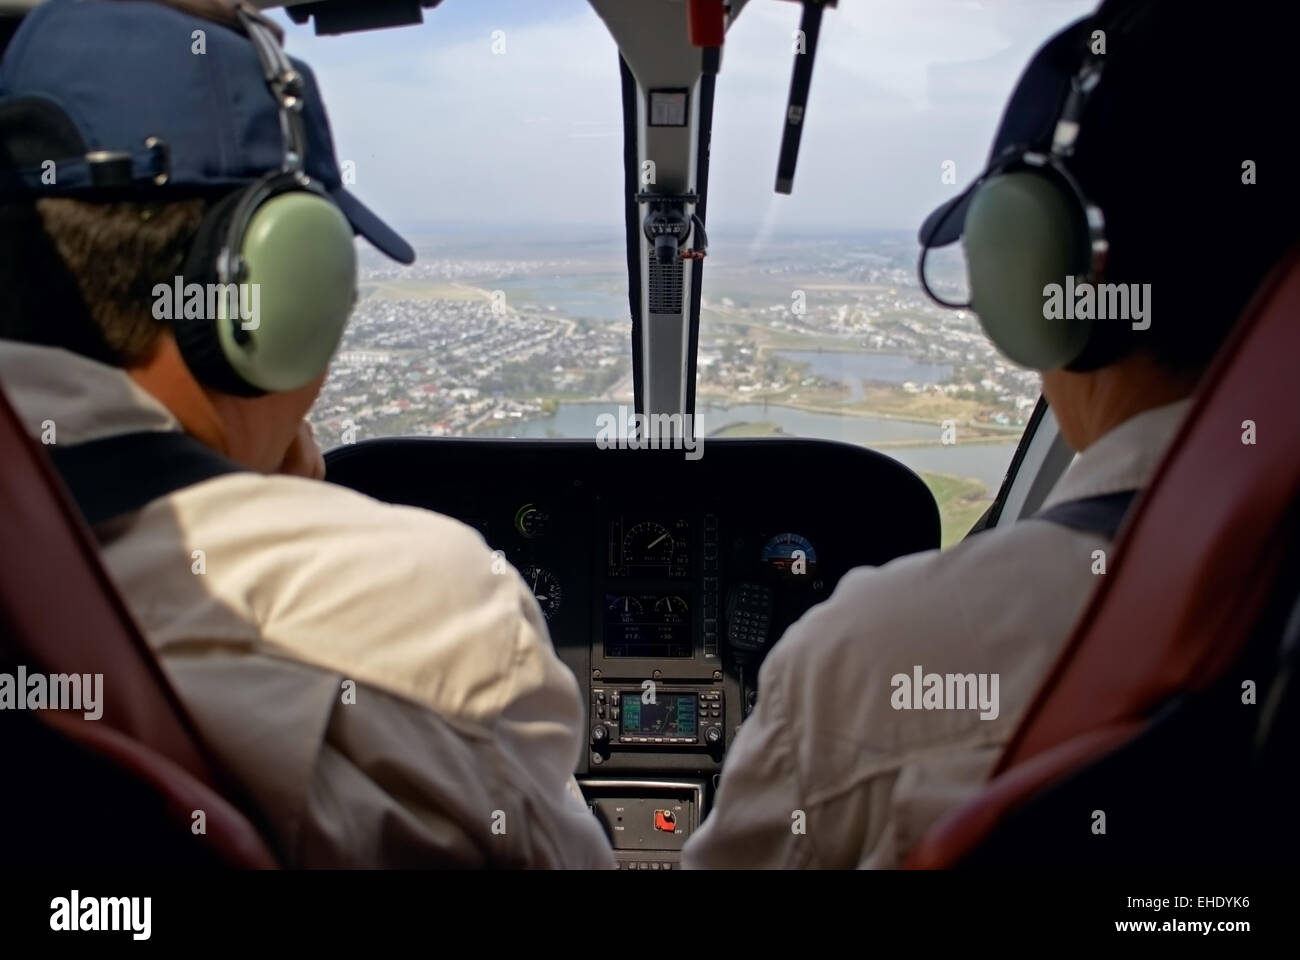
921;472;991;548
708;421;787;438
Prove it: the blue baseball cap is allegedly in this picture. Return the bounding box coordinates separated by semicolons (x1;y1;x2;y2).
0;0;414;264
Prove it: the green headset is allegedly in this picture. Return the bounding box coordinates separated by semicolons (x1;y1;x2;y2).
919;4;1145;372
173;7;357;397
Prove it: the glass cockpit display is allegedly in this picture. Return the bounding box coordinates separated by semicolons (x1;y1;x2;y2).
620;692;698;737
607;517;690;579
604;593;692;657
761;532;819;580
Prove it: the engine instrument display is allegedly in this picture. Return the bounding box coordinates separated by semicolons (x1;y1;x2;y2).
604;593;692;658
608;517;690;579
514;503;550;539
620;692;698;737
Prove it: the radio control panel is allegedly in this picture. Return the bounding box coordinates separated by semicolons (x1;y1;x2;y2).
590;686;724;753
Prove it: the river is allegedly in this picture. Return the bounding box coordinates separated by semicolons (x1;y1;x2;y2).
773;350;953;400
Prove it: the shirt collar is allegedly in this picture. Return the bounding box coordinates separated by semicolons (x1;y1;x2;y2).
1042;397;1194;510
0;340;179;445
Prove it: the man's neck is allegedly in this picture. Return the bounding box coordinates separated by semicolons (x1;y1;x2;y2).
1084;382;1193;450
1046;354;1199;452
126;335;231;456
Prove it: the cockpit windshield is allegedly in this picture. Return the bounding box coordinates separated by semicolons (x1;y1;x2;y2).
298;0;1095;543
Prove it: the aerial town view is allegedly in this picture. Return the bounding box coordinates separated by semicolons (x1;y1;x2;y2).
310;229;1042;545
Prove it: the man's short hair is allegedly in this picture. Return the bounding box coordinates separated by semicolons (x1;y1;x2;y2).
0;197;207;366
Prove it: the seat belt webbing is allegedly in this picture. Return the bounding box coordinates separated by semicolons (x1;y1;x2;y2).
1034;489;1137;540
46;430;247;528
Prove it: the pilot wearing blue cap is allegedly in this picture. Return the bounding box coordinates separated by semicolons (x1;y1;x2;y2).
0;0;614;868
686;0;1297;868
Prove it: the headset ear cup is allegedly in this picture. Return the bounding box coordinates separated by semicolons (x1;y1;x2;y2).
963;171;1091;370
173;189;263;396
213;191;356;393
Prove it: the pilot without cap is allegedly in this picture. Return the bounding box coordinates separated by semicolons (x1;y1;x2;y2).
0;0;614;868
683;1;1298;868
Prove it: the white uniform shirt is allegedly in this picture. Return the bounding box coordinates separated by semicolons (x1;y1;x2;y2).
682;398;1191;869
0;341;614;869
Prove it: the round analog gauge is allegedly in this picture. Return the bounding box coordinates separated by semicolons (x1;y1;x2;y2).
654;595;689;616
523;566;562;620
761;532;819;580
607;594;644;615
622;521;674;564
514;503;549;539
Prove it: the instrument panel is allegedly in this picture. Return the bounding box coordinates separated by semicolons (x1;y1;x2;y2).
604;593;692;659
324;436;940;859
608;517;691;579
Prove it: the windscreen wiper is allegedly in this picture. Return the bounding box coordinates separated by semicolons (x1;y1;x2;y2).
775;0;837;194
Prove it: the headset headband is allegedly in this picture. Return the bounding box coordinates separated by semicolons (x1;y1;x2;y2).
218;6;323;286
234;5;308;175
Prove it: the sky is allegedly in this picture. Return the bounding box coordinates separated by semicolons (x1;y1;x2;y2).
272;0;1095;239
